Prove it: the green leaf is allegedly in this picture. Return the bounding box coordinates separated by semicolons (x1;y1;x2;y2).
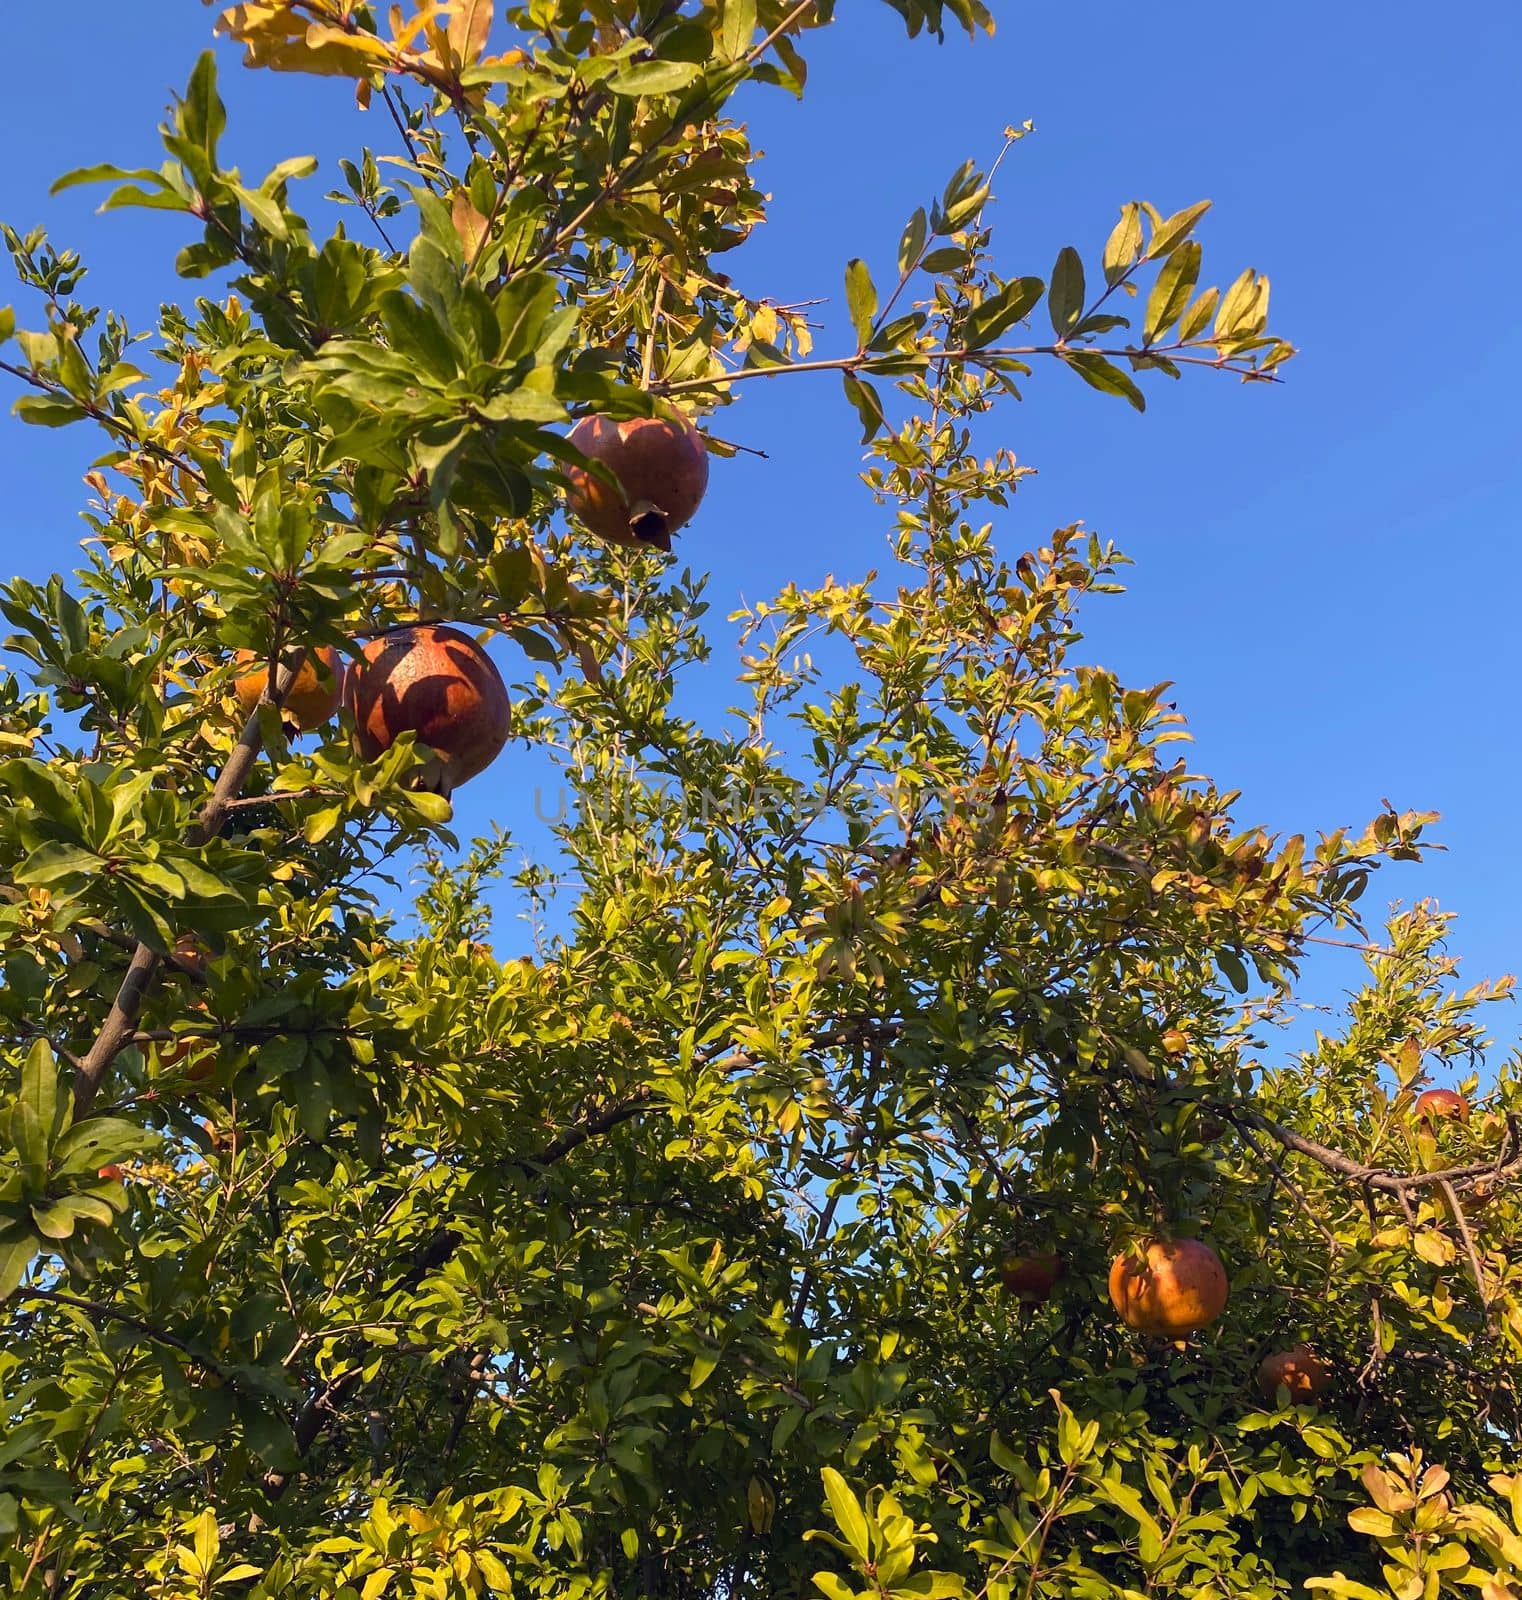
233;182;289;240
13;1039;63;1174
1215;268;1268;340
1304;1580;1390;1600
896;1577;965;1599
53;1118;157;1177
963;276;1043;349
1060;350;1144;411
989;1431;1021;1473
820;1468;870;1563
1048;246;1085;337
844;259;877;348
49;163;163;196
0;760;83;830
0;1238;35;1298
31;1193;114;1240
689;1351;719;1390
303;804;344;845
609;60;703;96
812;1575;858;1600
1143;241;1201;345
15;843;101;886
296;1058;333;1140
103;185;196;216
13;395;87;428
919;247;968;274
720;0;757;60
1176;286;1220;343
897;208;927;276
1098;1474;1163;1546
175;52;226;186
240;1399;300;1472
1146;199;1212;261
841;372;886;441
1102;203;1143;286
1218;948;1250;993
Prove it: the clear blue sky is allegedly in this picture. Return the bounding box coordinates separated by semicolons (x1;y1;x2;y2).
3;5;1519;1075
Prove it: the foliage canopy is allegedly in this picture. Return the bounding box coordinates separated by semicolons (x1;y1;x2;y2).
2;4;1520;1598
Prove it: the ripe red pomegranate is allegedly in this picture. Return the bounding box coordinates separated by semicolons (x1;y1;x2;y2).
233;646;343;731
564;413;709;550
1108;1237;1228;1338
345;624;510;796
998;1250;1065;1305
1415;1087;1468;1124
1256;1343;1334;1404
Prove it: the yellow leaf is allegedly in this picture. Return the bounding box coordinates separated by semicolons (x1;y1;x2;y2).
447;0;494;65
1413;1230;1454;1267
450;190;489;257
191;1508;219;1573
1418;1465;1452;1500
218;5;394;78
304;25;395;63
393;2;447;52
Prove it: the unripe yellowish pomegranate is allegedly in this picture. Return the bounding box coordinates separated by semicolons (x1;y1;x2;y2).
1108;1237;1228;1338
232;647;343;731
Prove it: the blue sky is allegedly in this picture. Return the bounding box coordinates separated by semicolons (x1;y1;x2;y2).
2;3;1519;1078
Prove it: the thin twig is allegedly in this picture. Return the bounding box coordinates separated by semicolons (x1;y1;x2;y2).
1231;1120;1343;1256
15;1288;239;1385
651;340;1280;398
1438;1178;1491;1311
519;0;817;274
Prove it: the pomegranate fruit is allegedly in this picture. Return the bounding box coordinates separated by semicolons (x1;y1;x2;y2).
998;1251;1065;1305
170;933;209;978
564;412;709;551
1108;1237;1228;1338
1256;1343;1333;1404
345;624;510;796
1415;1087;1468;1124
199;1119;236;1155
232;646;343;731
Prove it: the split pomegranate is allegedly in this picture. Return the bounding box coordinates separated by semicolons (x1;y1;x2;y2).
564;412;709;551
345;624;510;796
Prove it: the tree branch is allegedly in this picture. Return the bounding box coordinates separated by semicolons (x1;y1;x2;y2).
650;340;1281;399
15;1288;239;1385
1227;1103;1522;1199
72;653;309;1116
